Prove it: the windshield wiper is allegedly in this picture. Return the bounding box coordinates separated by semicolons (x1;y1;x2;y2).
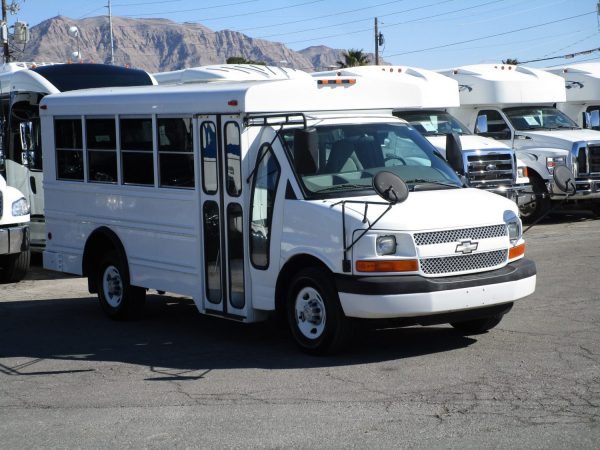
315;183;371;194
404;178;461;190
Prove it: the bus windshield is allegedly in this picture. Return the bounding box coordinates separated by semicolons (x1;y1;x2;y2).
282;122;462;198
503;106;578;131
394;110;471;136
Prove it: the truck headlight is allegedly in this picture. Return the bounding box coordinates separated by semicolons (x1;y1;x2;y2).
12;197;30;216
546;156;566;173
376;235;396;255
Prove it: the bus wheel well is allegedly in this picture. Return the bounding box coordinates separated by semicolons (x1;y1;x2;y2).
275;255;332;317
83;227;129;294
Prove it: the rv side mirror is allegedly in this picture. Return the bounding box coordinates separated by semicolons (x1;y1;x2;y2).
445;132;464;175
552;165;576;195
475;115;488;134
293;128;318;175
583;111;591;129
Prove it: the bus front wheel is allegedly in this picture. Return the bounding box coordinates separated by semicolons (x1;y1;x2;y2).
286;268;352;355
96;251;145;319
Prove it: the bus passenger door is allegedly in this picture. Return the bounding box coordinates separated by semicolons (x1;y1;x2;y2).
198;116;247;319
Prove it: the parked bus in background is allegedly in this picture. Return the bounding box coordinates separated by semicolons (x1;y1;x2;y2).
0;62;156;251
40;68;539;354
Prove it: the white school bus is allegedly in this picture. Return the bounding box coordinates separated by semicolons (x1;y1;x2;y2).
41;69;536;354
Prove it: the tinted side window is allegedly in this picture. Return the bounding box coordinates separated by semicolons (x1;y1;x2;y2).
86;118;117;183
476;110;510;139
55;118;83;181
157;117;194;189
200;121;218;194
250;144;280;269
224;122;241;196
120;117;154;186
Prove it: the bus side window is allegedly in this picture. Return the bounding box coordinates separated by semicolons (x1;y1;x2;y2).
250;143;281;269
224;122;241;197
200;121;218;194
55;118;84;181
120;117;154;186
86;117;117;183
157;117;194;189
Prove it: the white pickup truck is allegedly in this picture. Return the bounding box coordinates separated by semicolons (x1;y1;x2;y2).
0;173;30;282
442;64;600;220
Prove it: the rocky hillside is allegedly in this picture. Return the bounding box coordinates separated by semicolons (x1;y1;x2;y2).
16;15;368;73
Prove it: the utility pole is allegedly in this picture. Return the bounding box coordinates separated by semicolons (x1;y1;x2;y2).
107;0;114;64
2;0;9;63
374;17;379;65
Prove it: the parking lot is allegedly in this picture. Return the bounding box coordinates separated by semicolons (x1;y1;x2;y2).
1;212;599;449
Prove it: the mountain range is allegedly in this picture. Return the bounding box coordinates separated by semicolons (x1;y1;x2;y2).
16;15;375;73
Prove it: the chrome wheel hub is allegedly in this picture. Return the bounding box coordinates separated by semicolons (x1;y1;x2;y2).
102;265;123;308
294;286;326;339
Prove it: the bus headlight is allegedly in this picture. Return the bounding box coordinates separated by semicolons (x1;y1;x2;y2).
376;235;396;255
12;197;30;216
506;219;521;244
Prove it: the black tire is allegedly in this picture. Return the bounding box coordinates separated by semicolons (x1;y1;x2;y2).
519;174;550;223
96;250;145;319
0;250;30;283
286;267;352;355
450;315;503;335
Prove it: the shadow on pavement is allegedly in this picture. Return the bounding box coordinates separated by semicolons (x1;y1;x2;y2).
0;293;477;373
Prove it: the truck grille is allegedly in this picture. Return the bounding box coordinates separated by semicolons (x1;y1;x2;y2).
414;224;507;246
588;145;600;174
465;152;514;187
420;249;508;275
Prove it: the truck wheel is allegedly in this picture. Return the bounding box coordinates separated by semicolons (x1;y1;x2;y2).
96;251;145;319
450;315;503;335
0;250;30;283
519;174;550;223
287;268;352;355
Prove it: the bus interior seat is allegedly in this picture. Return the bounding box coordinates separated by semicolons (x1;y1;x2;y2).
322;139;362;173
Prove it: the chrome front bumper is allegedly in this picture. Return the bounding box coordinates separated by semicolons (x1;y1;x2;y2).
0;225;30;255
549;177;600;200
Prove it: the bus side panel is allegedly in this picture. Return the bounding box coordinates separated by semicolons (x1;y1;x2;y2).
44;183;202;298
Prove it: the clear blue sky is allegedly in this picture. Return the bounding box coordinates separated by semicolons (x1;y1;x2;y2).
11;0;600;69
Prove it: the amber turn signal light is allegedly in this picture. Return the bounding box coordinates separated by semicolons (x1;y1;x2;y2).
356;259;418;273
508;243;525;260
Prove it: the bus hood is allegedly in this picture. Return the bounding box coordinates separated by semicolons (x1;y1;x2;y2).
328;187;519;232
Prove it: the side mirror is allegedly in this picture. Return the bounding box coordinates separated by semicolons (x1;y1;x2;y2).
475;115;488;133
293;128;318;175
583;111;591;129
373;171;409;204
552;165;576;195
445;132;464;175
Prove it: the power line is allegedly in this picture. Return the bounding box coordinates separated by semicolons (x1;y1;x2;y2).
385;10;595;58
519;46;600;64
256;0;459;40
280;0;505;46
120;0;322;21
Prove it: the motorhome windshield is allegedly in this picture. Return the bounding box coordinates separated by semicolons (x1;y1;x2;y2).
282;122;461;198
503;106;578;131
394;110;471;136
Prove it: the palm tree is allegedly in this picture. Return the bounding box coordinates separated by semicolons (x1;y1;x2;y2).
337;49;370;68
502;58;519;65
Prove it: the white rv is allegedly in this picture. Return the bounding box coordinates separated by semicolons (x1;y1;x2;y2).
41;69;536;354
312;66;530;204
441;64;600;220
548;63;600;130
0;62;156;251
0;173;29;282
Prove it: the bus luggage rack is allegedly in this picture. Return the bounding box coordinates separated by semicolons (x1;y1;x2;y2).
245;113;306;128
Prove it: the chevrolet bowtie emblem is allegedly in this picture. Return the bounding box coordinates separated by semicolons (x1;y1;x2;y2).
456;239;478;254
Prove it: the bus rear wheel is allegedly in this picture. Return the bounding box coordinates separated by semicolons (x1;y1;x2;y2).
96;251;145;319
286;268;352;355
